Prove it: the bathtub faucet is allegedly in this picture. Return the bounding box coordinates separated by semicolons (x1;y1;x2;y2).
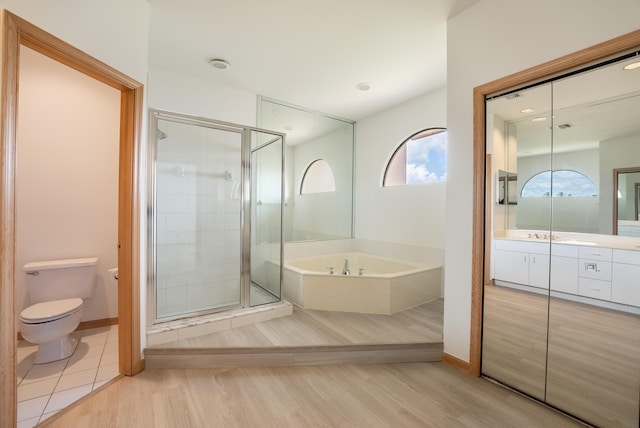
342;259;350;275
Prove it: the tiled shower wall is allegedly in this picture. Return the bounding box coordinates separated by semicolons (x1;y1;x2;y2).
155;121;242;319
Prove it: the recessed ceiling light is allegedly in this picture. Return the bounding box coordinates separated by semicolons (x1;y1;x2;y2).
623;61;640;71
208;58;230;70
520;108;535;114
356;82;371;91
531;117;547;122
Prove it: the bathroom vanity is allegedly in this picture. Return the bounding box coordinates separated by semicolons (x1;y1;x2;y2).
493;232;640;310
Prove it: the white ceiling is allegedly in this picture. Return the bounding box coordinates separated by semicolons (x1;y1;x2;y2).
146;0;480;121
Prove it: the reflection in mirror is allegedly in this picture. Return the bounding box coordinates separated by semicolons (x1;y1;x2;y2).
484;48;640;427
614;167;640;236
258;97;354;242
483;82;552;401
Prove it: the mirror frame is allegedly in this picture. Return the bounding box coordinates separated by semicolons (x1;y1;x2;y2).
613;167;640;234
464;29;640;376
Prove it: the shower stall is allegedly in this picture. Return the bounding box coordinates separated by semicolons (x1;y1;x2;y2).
147;109;284;324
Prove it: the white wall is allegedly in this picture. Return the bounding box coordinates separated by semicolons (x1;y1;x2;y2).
16;47;120;324
147;68;257;127
355;87;447;249
445;0;640;362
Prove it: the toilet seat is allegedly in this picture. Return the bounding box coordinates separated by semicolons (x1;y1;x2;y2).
20;298;83;324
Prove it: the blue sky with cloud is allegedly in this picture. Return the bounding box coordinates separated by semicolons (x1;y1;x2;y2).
406;131;447;184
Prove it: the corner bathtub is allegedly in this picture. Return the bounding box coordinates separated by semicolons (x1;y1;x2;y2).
281;252;442;315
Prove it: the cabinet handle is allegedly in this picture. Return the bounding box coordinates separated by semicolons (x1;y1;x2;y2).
589;287;601;291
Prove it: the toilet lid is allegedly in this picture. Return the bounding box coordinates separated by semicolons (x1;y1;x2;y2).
20;298;82;324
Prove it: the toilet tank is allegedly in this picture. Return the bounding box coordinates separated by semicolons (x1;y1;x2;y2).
23;257;98;304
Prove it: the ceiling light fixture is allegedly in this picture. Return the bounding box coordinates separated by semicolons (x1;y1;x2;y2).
208;58;230;70
520;108;535;114
623;61;640;71
531;117;547;122
356;82;371;91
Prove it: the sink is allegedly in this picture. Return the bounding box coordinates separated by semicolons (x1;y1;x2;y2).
557;240;597;246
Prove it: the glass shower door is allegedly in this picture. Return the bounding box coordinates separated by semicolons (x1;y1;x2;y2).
249;131;283;306
154;118;243;320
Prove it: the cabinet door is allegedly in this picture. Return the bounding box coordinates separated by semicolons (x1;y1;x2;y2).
529;253;550;289
494;249;529;285
550;255;579;294
612;263;640;307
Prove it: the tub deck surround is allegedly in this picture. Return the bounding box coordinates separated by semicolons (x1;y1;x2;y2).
282;252;443;315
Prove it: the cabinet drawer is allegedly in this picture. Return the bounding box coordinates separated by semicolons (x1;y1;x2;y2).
578;277;612;301
578;259;611;281
613;249;640;265
578;247;612;261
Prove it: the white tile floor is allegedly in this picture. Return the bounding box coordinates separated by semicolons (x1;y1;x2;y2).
16;325;120;427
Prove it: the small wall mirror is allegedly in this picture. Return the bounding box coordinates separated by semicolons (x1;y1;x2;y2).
497;170;517;205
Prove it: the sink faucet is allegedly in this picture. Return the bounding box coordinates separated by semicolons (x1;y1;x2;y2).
343;259;350;275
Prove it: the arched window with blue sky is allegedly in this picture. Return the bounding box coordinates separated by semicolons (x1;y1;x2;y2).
521;170;597;197
383;128;447;186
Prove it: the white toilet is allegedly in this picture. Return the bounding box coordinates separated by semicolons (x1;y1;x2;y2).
19;257;98;364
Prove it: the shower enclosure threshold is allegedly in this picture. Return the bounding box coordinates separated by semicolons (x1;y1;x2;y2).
147;300;293;346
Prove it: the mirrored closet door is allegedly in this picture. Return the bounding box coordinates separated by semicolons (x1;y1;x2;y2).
483;51;640;427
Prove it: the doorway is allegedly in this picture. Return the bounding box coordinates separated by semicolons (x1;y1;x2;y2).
0;11;143;427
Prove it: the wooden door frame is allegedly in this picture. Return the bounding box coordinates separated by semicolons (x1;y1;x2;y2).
469;29;640;376
0;11;143;426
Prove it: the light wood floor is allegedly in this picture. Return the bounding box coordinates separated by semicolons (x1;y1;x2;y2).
483;284;640;428
40;363;584;428
150;299;444;348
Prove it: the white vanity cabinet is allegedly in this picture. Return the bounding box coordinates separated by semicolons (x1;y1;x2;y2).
494;240;550;289
612;249;640;307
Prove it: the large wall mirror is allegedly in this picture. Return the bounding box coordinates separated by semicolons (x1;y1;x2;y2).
481;35;640;427
258;97;354;242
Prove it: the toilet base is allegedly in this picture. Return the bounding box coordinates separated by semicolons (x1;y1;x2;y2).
34;335;78;364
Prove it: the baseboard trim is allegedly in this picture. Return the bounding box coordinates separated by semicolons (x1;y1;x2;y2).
17;317;118;341
78;317;119;330
442;352;472;373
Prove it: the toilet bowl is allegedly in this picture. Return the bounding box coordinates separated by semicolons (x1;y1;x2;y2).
19;298;83;364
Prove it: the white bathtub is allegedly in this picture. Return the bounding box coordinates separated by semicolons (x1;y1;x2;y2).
281;252;442;315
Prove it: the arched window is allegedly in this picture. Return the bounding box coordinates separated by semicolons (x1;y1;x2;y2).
521;170;597;197
300;159;336;194
383;128;447;186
